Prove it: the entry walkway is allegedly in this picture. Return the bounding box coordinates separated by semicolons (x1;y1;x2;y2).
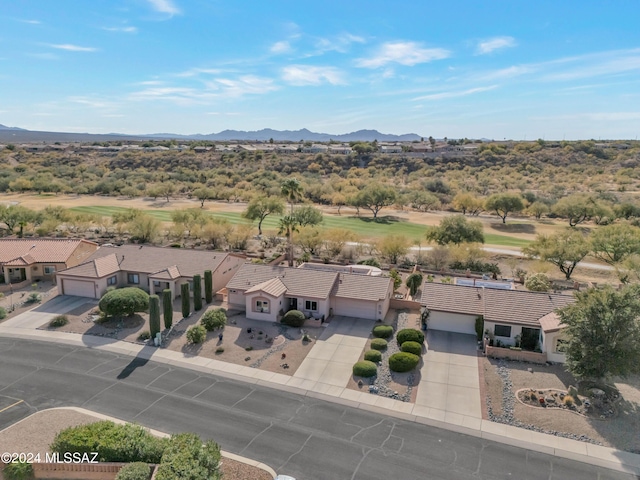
414;330;482;428
291;316;373;391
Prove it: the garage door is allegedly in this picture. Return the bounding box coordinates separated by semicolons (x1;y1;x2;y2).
428;311;476;335
333;298;376;320
62;279;97;298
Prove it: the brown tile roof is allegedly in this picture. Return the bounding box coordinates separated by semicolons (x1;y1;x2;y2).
59;245;238;279
227;264;339;299
151;265;181;280
333;273;392;301
0;238;97;265
55;253;121;278
421;283;575;327
539;312;563;333
245;278;288;297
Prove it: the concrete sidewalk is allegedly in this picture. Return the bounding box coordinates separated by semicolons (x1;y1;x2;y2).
1;304;639;476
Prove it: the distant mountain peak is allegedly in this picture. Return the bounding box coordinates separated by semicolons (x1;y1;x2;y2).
0;124;26;131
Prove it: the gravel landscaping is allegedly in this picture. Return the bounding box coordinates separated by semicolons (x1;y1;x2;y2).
0;409;272;480
482;357;640;453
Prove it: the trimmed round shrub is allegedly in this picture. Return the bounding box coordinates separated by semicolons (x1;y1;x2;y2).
155;433;221;480
370;338;388;351
352;360;377;378
49;315;69;328
186;324;206;344
201;308;227;331
364;349;382;363
401;341;423;356
389;352;420;372
281;309;305;327
372;325;393;338
99;287;149;318
525;273;551;292
396;328;425;346
0;306;7;321
116;462;151;480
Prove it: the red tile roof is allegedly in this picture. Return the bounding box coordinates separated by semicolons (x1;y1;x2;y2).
0;238;97;265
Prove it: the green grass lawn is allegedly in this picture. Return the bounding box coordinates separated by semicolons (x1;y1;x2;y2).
70;205;530;246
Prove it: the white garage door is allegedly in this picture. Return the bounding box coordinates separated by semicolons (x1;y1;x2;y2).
62;279;97;298
333;298;376;320
428;311;477;335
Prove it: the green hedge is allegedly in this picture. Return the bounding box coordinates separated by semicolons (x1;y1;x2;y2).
99;288;149;318
115;462;151;480
396;328;425;346
352;360;377;378
281;309;305;327
149;295;161;339
193;274;202;311
181;283;190;318
372;325;393;338
400;341;423;356
389;352;420;372
204;270;213;304
162;289;173;329
3;461;33;480
201;308;227;331
364;350;382;363
155;433;221;480
50;421;167;463
370;338;388;351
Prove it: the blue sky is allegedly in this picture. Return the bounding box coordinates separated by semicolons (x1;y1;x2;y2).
1;0;639;139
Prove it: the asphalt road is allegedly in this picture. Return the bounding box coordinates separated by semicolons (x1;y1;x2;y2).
0;337;635;480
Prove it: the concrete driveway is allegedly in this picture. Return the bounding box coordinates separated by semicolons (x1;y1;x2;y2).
290;316;374;392
413;330;482;427
1;295;95;329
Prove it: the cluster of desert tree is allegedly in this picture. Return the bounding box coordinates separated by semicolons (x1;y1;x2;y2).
2;140;640;219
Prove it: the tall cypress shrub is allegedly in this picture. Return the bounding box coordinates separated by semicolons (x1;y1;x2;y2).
149;295;161;339
163;289;173;329
193;274;202;311
204;270;213;304
181;283;190;318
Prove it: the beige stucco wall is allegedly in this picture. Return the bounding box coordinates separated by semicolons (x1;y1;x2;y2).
228;290;245;309
542;330;567;364
67;241;99;267
212;256;245;291
244;291;282;322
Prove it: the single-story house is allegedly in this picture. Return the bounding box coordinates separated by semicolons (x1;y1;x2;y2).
226;263;394;322
0;238;98;285
55;245;245;300
420;283;575;362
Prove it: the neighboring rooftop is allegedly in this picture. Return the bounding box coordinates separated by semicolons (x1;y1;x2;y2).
297;262;383;276
333;273;392;301
0;238;97;264
421;283;575;327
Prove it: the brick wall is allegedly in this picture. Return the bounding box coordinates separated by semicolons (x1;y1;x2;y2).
32;462;156;479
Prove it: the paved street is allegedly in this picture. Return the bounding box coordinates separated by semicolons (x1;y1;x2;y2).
0;337;635;480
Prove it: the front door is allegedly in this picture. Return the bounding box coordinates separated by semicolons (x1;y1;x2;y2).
521;327;541;351
289;298;297;311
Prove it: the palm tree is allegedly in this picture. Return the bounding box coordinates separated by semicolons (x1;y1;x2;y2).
278;215;299;267
281;178;303;214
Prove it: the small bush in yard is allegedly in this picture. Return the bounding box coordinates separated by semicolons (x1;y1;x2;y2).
372;325;393;338
400;341;423;356
281;309;305;327
0;306;8;320
563;395;575;407
215;347;224;354
49;315;69;328
115;462;151;480
99;288;149;318
352;360;377;378
25;292;41;304
370;338;388;350
155;433;221;480
396;328;424;346
137;331;151;342
3;461;33;480
389;352;420;372
201;308;227;331
186;325;206;344
364;349;382;363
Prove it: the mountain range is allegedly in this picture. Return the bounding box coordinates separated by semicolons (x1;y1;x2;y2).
0;125;423;143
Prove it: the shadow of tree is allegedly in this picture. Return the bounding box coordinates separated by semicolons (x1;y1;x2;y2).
116;356;150;380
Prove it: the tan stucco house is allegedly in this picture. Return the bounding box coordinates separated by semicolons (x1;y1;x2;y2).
0;238;98;286
420;283;575;363
55;245;245;300
226;263;394;322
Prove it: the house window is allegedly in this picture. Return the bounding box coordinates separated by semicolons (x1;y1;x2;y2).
153;280;161;287
555;338;569;353
127;273;140;284
255;300;270;313
305;300;318;311
44;266;56;275
107;276;117;286
494;325;512;338
189;281;194;291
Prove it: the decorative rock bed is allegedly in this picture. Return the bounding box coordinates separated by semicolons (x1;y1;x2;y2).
516;386;618;419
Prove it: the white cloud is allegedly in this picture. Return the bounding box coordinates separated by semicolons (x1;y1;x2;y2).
356;41;450;68
20;19;41;25
282;65;345;86
534;112;640;122
48;44;97;52
176;67;228;77
270;41;292;54
146;0;180;16
103;26;138;33
314;33;365;54
413;85;499;101
212;75;277;96
476;36;517;55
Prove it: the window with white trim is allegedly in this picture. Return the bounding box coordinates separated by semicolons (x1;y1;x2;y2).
44;266;56;275
305;300;318;311
127;273;139;284
255;299;270;313
494;325;512;338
